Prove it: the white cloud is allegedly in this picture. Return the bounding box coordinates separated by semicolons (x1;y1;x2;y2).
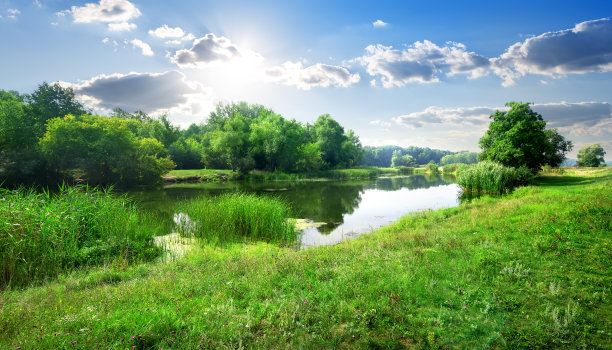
108;21;136;31
491;18;612;86
33;0;43;8
394;106;497;128
370;120;391;128
60;0;140;30
373;19;388;28
392;102;612;136
170;33;261;68
265;61;360;90
149;24;185;38
130;39;154;56
7;9;20;15
65;71;212;119
356;41;490;87
102;37;110;44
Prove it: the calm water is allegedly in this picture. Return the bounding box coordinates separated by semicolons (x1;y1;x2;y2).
127;174;460;248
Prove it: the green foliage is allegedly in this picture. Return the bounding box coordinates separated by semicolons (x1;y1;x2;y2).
168;137;204;169
0;186;162;288
425;161;439;173
295;143;323;172
440;151;478;165
26;82;87;134
577;144;606;167
178;193;298;246
442;163;469;174
361;145;454;167
457;161;533;194
391;150;416;167
479;102;573;171
40;115;175;186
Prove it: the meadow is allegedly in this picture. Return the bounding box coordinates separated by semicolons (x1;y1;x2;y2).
0;168;609;348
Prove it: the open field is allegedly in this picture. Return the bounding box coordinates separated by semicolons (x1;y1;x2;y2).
1;168;610;348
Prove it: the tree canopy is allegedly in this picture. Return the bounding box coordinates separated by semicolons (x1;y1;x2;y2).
478;102;572;170
577;144;606;167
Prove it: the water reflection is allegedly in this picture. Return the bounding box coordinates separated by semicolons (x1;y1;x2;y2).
127;174;460;248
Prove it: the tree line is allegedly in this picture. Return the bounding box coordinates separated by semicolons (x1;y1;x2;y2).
1;83;363;187
359;146;478;167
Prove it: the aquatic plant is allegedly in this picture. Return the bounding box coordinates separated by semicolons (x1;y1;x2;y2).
0;185;162;288
457;161;533;194
177;193;298;246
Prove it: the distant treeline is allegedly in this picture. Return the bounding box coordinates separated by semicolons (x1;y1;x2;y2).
1;83;362;187
359;145;478;167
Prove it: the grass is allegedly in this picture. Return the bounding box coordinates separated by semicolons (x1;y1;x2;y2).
458;161;534;194
0;185;163;289
0;168;610;348
164;169;240;182
442;163;470;174
177;193;298;246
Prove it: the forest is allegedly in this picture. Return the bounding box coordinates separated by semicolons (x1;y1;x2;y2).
1;82;479;188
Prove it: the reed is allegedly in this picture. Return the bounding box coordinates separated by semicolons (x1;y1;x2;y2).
442;163;469;174
177;193;298;246
0;185;162;289
457;161;533;194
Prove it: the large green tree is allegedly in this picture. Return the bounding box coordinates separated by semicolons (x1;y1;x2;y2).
40;114;175;186
478;102;572;170
577;144;606;167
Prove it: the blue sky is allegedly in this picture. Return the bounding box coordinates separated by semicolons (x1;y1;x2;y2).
1;0;611;157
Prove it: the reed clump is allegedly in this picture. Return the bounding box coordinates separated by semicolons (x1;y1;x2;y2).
442;163;469;174
457;161;533;194
178;193;298;246
0;185;162;289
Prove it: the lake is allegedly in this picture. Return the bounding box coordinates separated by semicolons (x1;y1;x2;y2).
128;173;461;248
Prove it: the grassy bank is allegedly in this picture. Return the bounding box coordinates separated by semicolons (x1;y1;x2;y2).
165;167;421;183
1;168;610;348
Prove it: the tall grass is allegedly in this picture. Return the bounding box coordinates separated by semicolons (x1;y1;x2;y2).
457;161;533;194
540;165;566;175
177;193;298;246
0;185;162;289
441;163;469;174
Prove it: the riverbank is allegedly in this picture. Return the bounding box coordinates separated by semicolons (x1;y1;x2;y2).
1;168;610;348
163;167;426;183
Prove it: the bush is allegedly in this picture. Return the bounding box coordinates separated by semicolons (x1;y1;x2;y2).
0;186;162;289
457;161;534;194
178;193;298;246
442;163;469;174
426;162;439;173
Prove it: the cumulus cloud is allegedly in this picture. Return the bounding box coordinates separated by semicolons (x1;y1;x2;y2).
372;20;388;28
265;61;360;90
6;8;20;19
108;21;136;31
369;120;392;128
356;41;490;87
66;71;211;117
492;18;612;86
170;33;260;67
532;101;612;135
61;0;140;30
393;102;612;135
34;0;43;8
149;25;184;38
394;106;497;128
130;39;154;56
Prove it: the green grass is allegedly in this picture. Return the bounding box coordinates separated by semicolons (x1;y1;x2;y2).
458;161;534;194
442;163;469;174
0;185;163;289
177;193;298;246
0;168;610;348
164;169;239;182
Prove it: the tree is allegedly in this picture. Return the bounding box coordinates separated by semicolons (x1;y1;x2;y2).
312;114;346;168
40;114;174;186
577;144;606;167
26;82;87;134
478;102;572;171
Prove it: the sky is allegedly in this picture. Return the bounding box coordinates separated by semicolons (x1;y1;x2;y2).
1;0;611;157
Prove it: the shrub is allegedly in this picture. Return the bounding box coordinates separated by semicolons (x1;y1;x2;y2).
425;162;439;173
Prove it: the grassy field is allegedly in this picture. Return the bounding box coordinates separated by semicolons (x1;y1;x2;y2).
1;168;610;348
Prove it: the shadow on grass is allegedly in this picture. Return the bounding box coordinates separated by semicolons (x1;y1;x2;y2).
535;175;603;187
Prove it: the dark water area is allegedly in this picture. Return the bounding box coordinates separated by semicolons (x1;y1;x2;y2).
127;174;460;248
